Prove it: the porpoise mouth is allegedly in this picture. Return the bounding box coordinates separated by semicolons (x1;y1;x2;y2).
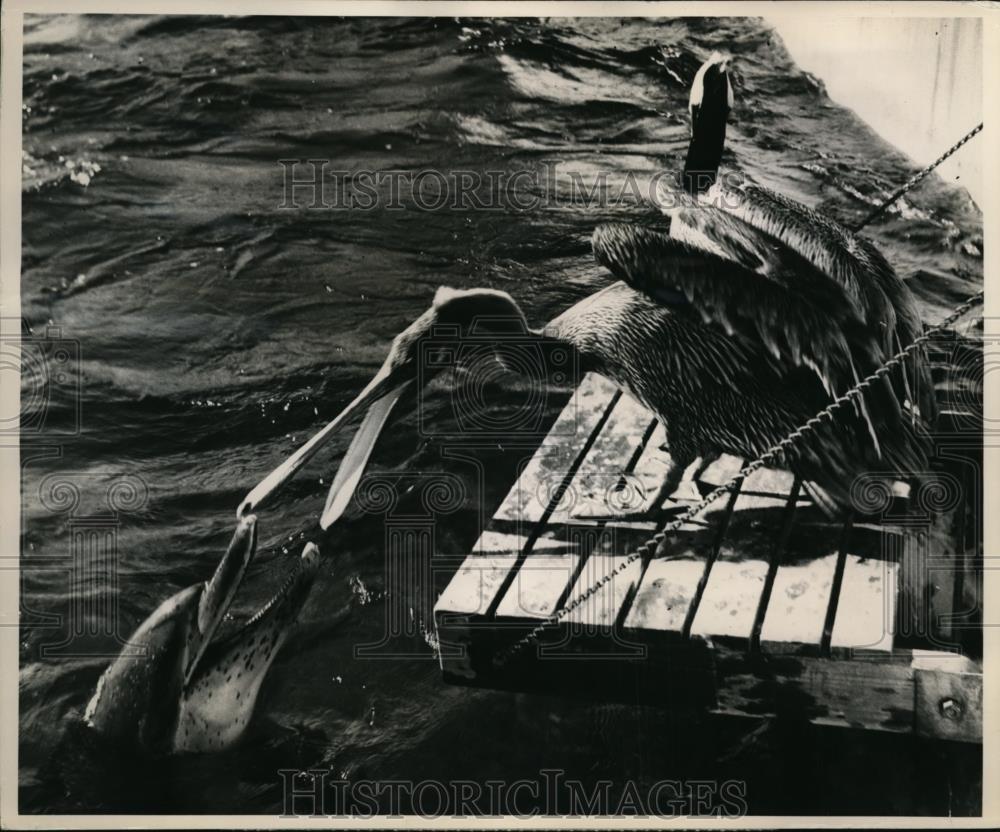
184;516;321;688
210;541;320;652
173;537;321;753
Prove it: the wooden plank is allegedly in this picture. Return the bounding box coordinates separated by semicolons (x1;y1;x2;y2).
713;654;916;732
494;373;619;526
436;373;619;677
897;510;961;649
555;391;656;523
759;552;839;651
562;527;645;628
621;476;742;640
731;466;797;510
690;559;770;640
495;550;578;619
435;529;574;618
493;387;657;629
434;529;526;679
912;650;983;742
699;453;744;487
688;467;793;642
711;648;982;740
624;556;708;633
755;498;844;654
830;554;898;653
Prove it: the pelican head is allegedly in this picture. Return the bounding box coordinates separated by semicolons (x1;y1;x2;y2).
683;51;733;195
239;287;534;524
311;287;531;527
383;286;532;376
348;286;531;405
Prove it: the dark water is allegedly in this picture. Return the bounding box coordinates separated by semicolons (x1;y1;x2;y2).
20;15;983;816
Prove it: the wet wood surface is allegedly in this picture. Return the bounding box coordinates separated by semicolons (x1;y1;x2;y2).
433;372;983;742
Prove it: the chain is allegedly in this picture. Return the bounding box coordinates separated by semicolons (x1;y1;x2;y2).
852;122;983;231
493;289;983;667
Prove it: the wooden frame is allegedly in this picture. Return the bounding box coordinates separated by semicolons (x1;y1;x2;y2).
433;373;983;743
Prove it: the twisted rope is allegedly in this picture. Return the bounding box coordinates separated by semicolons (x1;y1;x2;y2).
852;122;983;231
493;290;983;667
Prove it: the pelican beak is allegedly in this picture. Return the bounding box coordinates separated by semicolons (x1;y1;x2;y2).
238;360;412;519
319;364;411;529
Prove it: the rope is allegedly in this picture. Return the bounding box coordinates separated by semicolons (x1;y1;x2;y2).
493;291;983;667
852;122;983;231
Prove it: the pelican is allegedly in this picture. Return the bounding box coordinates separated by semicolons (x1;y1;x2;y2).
240;53;934;525
243;273;925;528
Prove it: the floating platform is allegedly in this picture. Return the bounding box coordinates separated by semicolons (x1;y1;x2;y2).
433;372;983;743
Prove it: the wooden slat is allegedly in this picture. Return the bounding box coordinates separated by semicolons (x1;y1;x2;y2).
712;647;982;740
757;501;845;653
484;532;584;623
434;531;525;614
759;552;839;650
830;554;898;652
562;528;645;627
688;466;793;642
699;453;744;487
912;650;983;742
494;373;618;526
621;475;742;638
433;529;526;679
495;550;578;619
897;510;961;649
493;389;656;624
690;559;770;640
624;557;708;633
436;375;617;676
714;653;916;731
553;391;655;523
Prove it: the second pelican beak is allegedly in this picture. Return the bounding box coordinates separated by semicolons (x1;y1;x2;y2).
320;371;410;529
238;361;412;518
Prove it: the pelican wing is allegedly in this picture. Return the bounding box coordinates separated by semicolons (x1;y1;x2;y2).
720;183;936;421
591;221;881;401
721;184;900;325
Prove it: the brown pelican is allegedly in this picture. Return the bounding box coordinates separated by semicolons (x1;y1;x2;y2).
243;274;925;527
239;54;934;523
